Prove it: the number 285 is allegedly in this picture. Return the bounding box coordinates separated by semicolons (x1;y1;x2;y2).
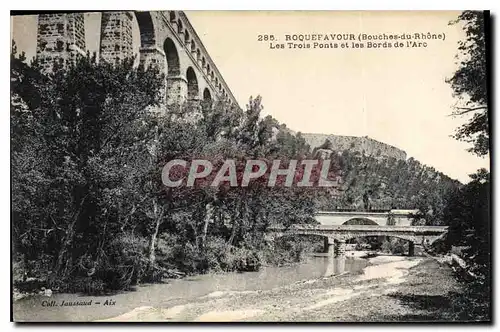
257;35;276;41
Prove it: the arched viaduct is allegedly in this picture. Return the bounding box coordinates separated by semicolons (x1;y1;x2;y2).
36;11;237;108
266;210;447;260
315;210;419;227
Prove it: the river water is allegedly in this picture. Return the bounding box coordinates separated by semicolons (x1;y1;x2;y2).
13;255;369;322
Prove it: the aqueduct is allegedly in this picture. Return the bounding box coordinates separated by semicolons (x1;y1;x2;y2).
36;11;237;108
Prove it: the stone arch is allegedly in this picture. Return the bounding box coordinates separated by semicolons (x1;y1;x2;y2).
169;11;176;22
163;38;180;76
186;67;199;99
343;218;378;225
203;88;212;101
196;49;201;61
191;41;196;52
177;19;184;34
135;11;158;48
185;30;190;44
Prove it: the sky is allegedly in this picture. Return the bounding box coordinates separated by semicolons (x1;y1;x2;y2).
10;11;490;183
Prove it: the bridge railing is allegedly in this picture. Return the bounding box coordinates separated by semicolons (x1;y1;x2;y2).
267;224;448;234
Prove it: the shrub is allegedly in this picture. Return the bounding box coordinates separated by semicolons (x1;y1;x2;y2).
381;238;408;255
262;236;316;266
95;233;150;291
67;277;106;295
155;233;178;269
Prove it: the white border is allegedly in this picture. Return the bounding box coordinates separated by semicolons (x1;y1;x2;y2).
3;1;498;331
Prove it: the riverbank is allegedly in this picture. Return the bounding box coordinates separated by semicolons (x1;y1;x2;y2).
14;254;466;322
96;255;462;322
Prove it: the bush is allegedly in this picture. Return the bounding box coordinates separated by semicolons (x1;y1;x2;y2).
155;233;178;270
158;236;264;275
67;277;106;295
221;245;262;272
169;241;202;274
262;236;315;266
450;277;491;321
381;238;408;255
94;233;150;291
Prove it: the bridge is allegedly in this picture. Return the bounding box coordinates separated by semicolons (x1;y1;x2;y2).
266;210;448;261
35;11;237;109
315;210;418;227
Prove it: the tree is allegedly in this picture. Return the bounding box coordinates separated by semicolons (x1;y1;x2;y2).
443;169;490;320
447;11;489;157
443;11;491;321
11;51;165;289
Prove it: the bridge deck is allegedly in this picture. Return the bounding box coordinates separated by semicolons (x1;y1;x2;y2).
316;210;419;216
268;224;448;234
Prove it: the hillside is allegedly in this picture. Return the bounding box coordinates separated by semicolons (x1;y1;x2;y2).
314;147;460;224
286;132;459;222
301;133;407;161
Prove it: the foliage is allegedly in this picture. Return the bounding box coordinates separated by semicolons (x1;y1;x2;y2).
380;238;408;255
11;48;326;294
262;236;319;266
441;10;491;321
447;11;489;157
443;169;490;320
11;46;166;290
315;144;460;221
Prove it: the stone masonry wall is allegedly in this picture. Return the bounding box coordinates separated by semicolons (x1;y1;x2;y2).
37;13;86;72
34;11;239;109
99;12;134;64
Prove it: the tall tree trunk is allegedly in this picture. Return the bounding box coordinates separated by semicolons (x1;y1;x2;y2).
148;200;163;267
227;214;238;246
148;220;160;266
54;195;88;278
200;203;211;249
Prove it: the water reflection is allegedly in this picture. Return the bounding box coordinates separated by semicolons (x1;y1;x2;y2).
323;255;345;276
315;254;353;277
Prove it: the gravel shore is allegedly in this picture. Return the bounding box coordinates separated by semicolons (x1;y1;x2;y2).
98;255;462;322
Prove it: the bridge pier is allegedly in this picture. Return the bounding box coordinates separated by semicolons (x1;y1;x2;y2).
139;46;167;108
334;240;346;274
408;241;415;257
323;238;346;259
334;240;346;258
323;237;330;254
266;223;448;268
166;75;188;105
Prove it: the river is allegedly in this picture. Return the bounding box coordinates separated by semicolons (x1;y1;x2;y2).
13;254;369;322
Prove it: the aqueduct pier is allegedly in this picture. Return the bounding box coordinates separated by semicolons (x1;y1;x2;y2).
35;11;237;108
